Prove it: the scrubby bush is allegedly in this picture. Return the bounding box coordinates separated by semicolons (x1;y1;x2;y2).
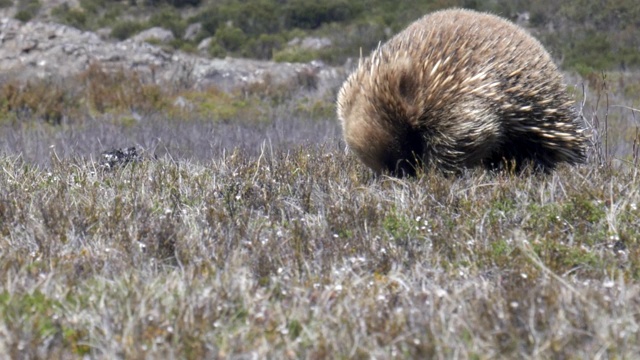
144;0;202;7
79;64;168;115
51;4;88;29
110;20;146;40
245;34;286;60
148;7;187;37
14;0;41;22
214;25;247;53
0;80;77;125
283;0;363;29
273;48;320;64
194;0;363;60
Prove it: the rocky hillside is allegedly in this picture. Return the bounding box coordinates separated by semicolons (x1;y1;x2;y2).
1;0;639;92
0;16;343;95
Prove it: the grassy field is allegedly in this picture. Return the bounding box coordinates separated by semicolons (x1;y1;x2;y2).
2;68;640;358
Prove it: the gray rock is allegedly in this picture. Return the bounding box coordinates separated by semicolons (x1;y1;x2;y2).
287;36;332;51
131;27;174;43
301;37;332;50
197;37;212;53
95;27;112;40
184;22;202;41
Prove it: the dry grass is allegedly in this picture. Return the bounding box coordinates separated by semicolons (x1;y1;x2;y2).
1;70;640;358
2;146;640;359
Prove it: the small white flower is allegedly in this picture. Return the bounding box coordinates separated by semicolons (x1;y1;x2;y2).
279;325;289;335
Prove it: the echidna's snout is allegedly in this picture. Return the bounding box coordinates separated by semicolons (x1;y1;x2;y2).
384;129;425;177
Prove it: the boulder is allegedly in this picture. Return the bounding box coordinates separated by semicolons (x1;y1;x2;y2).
184;22;201;41
287;36;332;51
197;36;212;53
131;27;175;43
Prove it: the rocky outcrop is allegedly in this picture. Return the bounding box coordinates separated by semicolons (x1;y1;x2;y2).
0;17;345;94
287;36;333;51
131;27;175;44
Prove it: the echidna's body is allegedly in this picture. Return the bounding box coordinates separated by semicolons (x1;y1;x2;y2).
337;8;586;176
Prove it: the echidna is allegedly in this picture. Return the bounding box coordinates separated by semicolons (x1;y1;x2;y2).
337;8;586;176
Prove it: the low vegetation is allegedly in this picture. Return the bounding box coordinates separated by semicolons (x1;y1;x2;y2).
1;126;640;357
1;63;640;357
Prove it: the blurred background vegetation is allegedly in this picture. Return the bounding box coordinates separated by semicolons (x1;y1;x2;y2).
2;0;633;76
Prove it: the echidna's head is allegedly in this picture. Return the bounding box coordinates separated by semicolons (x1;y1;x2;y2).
338;85;425;177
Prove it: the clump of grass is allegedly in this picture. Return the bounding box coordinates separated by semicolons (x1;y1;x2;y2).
0;65;172;125
14;0;41;22
0;80;78;125
78;63;169;116
0;62;328;128
170;87;263;122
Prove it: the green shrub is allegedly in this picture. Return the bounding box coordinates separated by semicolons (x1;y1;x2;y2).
14;10;33;22
144;0;202;7
214;25;247;52
558;31;640;74
148;7;187;38
208;42;226;58
284;0;363;30
273;48;320;63
14;0;41;22
111;20;146;40
196;1;281;38
52;4;88;29
246;34;285;60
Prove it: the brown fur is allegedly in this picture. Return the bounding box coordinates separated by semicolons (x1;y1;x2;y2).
337;8;586;176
